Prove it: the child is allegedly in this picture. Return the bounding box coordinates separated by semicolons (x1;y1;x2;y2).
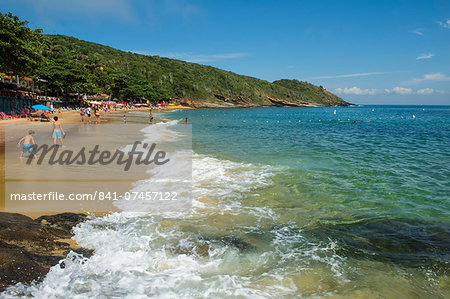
123;115;127;124
52;116;65;146
149;109;154;124
17;130;37;159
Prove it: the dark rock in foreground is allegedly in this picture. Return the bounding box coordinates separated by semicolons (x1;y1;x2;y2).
306;218;450;269
0;212;93;291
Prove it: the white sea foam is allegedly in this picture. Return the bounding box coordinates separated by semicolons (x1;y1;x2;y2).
192;153;276;201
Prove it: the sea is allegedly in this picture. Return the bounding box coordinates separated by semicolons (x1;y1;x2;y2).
2;105;449;298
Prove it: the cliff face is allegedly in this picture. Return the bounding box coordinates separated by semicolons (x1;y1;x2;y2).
272;79;350;106
39;35;351;107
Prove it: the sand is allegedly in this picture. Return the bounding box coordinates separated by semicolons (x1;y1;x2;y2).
0;105;190;219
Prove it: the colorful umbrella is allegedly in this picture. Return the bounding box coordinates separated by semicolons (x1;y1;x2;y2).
32;104;51;111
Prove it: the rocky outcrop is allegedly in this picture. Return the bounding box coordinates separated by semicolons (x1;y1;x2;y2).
178;98;255;108
266;96;315;107
213;93;229;102
0;213;93;291
178;95;351;109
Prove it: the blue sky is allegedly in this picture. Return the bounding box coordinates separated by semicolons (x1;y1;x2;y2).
1;0;450;104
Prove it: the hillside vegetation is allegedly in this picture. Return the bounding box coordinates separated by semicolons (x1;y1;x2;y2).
38;34;349;106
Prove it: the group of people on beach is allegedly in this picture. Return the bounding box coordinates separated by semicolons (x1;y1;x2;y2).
79;107;101;124
123;109;188;124
18;107;189;160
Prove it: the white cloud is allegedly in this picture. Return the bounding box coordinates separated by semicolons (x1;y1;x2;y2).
438;19;450;29
334;86;446;96
416;53;434;60
417;88;446;95
311;72;390;79
417;88;434;95
390;87;414;95
130;51;249;63
407;73;450;84
334;87;381;95
413;28;424;36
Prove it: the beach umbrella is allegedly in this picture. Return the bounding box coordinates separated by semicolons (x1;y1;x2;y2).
32;104;51;111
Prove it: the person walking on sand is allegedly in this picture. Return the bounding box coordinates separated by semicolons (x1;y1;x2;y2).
95;108;100;124
52;116;65;146
123;114;127;124
80;107;86;123
86;107;91;123
149;109;154;124
17;130;37;159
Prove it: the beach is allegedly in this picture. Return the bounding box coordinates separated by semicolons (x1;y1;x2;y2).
0;105;189;217
0;105;193;292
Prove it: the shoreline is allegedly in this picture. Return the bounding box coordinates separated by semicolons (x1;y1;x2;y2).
0;105;188;215
0;107;182;290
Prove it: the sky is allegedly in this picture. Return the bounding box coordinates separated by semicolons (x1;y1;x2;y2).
1;0;450;105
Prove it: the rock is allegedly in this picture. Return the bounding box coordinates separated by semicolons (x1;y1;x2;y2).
0;212;92;291
216;235;255;252
167;235;255;259
305;218;450;269
213;93;229;102
36;213;87;239
178;97;259;108
266;96;314;107
168;242;212;258
0;241;50;291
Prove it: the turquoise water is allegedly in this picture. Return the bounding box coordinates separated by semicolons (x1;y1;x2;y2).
172;106;449;222
4;106;448;298
166;105;449;296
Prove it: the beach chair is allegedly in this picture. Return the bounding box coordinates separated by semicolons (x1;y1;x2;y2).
11;110;27;118
0;112;13;120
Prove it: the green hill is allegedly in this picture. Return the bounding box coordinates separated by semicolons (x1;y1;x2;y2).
38;35;350;107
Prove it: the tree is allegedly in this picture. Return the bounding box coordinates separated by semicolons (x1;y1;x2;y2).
0;13;44;75
38;58;93;94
